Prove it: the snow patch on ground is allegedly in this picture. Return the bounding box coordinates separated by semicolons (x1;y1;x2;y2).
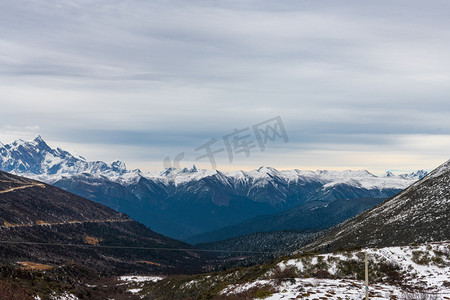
119;275;163;283
119;275;164;298
128;288;142;294
35;293;79;300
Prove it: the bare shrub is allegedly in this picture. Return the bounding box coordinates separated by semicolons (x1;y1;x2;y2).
271;266;298;284
0;280;33;300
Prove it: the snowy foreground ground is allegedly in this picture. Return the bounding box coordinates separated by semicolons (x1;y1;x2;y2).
222;241;450;299
118;275;164;295
223;277;448;299
34;241;450;299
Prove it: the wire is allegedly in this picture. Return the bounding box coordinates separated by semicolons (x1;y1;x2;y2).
0;240;277;254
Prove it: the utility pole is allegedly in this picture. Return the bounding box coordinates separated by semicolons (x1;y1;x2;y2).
365;252;369;300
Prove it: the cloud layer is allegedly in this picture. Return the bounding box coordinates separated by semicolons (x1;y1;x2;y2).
1;0;449;173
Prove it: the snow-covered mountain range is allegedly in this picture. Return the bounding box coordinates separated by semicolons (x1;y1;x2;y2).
0;136;425;188
0;137;428;240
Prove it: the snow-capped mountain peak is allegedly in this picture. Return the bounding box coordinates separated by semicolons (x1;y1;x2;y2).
181;165;199;174
256;165;278;173
384;170;395;177
33;134;45;143
111;160;127;174
383;169;429;180
0;136;128;182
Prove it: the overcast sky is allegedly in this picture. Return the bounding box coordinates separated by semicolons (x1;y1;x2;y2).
1;0;449;174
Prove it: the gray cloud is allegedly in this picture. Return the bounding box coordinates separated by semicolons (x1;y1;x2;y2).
0;0;449;172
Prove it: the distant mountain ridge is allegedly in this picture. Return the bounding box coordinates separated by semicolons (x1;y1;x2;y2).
0;137;425;240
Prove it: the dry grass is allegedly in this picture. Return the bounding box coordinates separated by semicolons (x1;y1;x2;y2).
137;260;163;266
84;236;102;245
18;261;54;271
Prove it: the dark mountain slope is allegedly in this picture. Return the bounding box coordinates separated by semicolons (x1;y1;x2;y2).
187;197;386;244
196;230;320;267
0;171;128;224
0;171;207;274
302;159;450;252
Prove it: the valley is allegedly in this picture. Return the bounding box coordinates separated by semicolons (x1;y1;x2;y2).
0;138;449;299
